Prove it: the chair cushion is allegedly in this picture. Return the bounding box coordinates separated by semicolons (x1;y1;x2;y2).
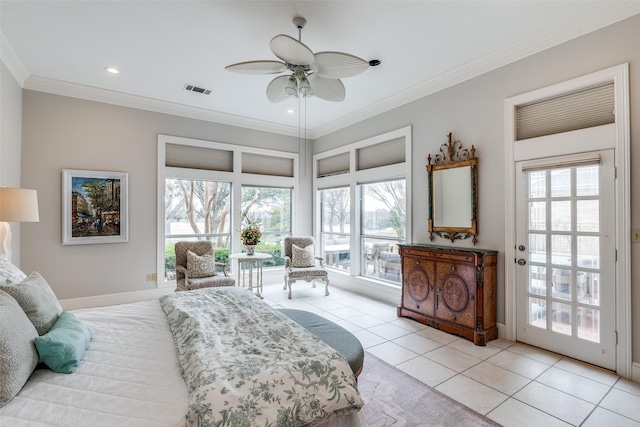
0;271;63;335
287;267;327;278
184;276;235;290
187;250;216;278
34;311;92;374
0;290;39;407
291;244;316;268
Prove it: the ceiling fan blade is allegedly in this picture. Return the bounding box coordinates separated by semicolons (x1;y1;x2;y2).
311;52;369;79
307;74;345;102
266;75;292;103
270;34;314;65
225;60;286;74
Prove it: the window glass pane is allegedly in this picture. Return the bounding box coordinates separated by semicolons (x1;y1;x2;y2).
551;168;571;197
528;233;546;264
529;297;546;329
577;236;599;269
528;202;546;230
552;268;572;300
529;171;546;198
577;271;599;305
529;265;546;296
241;186;291;267
320;188;351;270
360;180;406;284
576;200;599;232
164;178;231;280
577;307;600;342
551;235;571;265
552;301;572;335
551;200;571;231
576;166;599;196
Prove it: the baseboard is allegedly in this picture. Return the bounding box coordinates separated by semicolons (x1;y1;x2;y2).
60;287;174;310
632;362;640;383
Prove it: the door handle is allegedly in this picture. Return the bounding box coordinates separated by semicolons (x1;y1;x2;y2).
517;258;526;266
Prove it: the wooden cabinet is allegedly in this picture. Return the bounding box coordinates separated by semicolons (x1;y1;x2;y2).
397;244;498;346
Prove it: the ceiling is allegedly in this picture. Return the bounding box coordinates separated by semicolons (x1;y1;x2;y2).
2;1;639;138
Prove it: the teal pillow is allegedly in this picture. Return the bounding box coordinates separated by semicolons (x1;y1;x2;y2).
34;311;92;374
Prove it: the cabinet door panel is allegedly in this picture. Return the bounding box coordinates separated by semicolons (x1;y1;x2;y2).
435;261;476;328
402;256;435;317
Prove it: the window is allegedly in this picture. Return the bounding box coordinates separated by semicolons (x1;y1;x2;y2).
320;187;351;270
241;186;292;267
158;135;299;288
361;180;406;284
313;126;411;289
164;178;231;280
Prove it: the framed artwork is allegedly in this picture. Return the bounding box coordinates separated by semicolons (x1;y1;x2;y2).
62;169;129;245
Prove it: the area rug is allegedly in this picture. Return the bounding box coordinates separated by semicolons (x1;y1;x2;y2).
358;352;500;427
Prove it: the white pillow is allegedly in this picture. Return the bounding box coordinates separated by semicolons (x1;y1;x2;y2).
186;250;216;278
291;244;316;268
0;272;63;335
0;257;27;285
0;290;39;407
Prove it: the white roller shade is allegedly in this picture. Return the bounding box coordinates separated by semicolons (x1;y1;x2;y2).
521;152;601;173
357;137;405;171
317;152;350;177
516;82;614;141
165;144;233;172
242;153;294;177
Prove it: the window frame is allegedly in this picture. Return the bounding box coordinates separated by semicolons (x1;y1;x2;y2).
313;126;412;291
157;135;299;288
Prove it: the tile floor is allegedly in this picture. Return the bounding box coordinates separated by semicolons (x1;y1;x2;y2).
261;280;640;427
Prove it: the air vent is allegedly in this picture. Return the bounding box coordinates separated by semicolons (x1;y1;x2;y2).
184;84;212;95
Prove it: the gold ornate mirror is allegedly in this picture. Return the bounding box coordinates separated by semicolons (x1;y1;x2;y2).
427;132;478;244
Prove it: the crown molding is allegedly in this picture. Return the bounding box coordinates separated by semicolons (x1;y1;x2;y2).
11;1;640;140
312;1;640;138
22;76;301;138
0;31;29;86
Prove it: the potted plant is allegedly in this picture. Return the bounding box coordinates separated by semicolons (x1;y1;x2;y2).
240;219;262;255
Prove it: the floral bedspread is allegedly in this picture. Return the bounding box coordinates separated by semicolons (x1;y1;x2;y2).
160;287;363;427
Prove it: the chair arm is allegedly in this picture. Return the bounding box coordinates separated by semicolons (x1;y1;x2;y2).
215;262;230;277
284;256;291;269
315;256;325;267
176;265;189;281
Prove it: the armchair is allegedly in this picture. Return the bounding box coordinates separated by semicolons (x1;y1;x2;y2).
283;236;329;299
174;241;235;291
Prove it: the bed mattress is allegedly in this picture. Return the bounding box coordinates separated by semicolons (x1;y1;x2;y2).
0;298;366;427
0;300;189;426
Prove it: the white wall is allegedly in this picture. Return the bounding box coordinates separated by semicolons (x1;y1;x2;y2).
20;91;301;300
0;61;24;266
314;14;640;360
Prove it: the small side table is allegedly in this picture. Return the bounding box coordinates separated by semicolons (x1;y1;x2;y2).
228;252;272;298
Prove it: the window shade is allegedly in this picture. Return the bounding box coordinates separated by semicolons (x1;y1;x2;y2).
165;143;233;172
516;82;614;141
521;152;601;173
357;137;405;171
242;153;294;177
317;152;350;177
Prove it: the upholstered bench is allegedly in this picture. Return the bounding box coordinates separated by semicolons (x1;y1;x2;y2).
279;308;364;379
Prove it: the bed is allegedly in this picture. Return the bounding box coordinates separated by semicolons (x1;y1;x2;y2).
0;262;365;426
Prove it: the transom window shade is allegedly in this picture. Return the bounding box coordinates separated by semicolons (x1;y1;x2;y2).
317;152;350;178
165;143;233;172
521;152;601;173
357;137;405;171
242;153;294;177
516;82;614;141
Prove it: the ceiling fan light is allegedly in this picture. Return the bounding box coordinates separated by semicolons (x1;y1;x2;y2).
298;77;312;97
284;77;298;97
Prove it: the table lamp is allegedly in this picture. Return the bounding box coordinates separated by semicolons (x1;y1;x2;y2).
0;187;39;262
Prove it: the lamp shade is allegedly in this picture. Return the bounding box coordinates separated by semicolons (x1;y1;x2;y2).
0;187;39;222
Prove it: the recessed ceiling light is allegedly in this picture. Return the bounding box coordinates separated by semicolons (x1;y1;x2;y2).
286;108;295;114
105;67;119;74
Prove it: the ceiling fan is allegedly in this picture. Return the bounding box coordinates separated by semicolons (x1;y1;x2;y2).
225;17;376;103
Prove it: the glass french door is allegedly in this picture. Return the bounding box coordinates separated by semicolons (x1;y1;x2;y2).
515;150;616;370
